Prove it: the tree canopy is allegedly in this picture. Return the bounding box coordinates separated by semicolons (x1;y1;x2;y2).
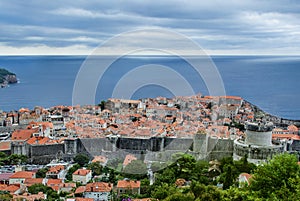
73;153;89;167
250;153;300;199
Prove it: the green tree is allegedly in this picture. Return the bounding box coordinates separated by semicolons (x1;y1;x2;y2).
175;154;196;180
36;167;49;178
151;183;177;200
219;164;238;190
106;158;122;170
190;160;209;184
123;160;148;178
219;156;234;173
28;183;51;194
1;154;28;165
164;192;195;201
0;191;12;201
73;153;90;167
190;181;206;199
140;178;151;197
155;166;177;185
28;183;62;200
222;187;257;201
0;152;7;165
66;164;81;181
234;155;256;174
250;153;300;199
87;162;102;176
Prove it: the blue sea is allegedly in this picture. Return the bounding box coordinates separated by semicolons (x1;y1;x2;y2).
0;55;299;120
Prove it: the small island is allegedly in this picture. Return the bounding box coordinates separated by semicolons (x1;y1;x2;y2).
0;68;17;88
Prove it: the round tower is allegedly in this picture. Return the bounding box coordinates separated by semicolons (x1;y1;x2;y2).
233;121;284;164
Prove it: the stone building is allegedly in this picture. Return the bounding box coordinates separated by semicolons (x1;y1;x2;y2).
233;121;285;164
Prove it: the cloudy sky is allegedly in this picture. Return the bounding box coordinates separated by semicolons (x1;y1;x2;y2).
0;0;300;55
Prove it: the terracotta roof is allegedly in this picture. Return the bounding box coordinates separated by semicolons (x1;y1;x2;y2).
0;184;7;191
5;184;20;193
10;171;35;179
26;136;50;145
75;198;94;201
85;182;113;192
240;173;252;180
219;96;242;100
272;134;300;140
117;180;140;189
92;155;107;163
29;121;54;129
11;128;38;141
47;165;64;174
73;169;91;176
60;182;76;188
0;141;11;150
123;154;137;166
47;179;62;185
19;108;30;113
74;186;86;194
239;173;252;185
13;192;45;201
288;125;298;132
24;178;43;186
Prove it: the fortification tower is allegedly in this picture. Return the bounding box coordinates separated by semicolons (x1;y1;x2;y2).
233;121;284;164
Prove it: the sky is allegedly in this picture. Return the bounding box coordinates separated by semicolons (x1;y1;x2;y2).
0;0;300;55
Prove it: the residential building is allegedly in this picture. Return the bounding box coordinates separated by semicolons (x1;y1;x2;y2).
46;165;65;179
72;169;92;185
116;179;140;197
83;182;113;201
238;173;252;187
9;171;35;185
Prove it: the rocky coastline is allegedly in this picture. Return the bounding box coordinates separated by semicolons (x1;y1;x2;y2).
0;68;18;88
245;100;300;127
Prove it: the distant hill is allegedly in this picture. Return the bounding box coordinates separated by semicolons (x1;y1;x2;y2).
0;68;17;86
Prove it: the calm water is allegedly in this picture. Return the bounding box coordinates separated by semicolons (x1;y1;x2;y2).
0;55;299;120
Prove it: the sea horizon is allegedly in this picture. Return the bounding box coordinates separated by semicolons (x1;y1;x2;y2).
1;55;300;120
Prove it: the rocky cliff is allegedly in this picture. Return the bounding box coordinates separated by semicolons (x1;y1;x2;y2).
0;68;17;87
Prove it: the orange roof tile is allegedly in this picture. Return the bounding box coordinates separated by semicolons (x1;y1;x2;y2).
0;141;11;150
24;178;43;186
85;182;113;192
29;121;54;129
0;184;7;191
47;165;64;174
9;171;35;179
5;184;20;193
76;198;94;201
11;128;38;141
73;169;91;176
219;96;242;100
47;179;62;185
60;182;76;188
13;192;46;201
272;134;300;140
288;125;298;132
123;154;137;166
26;136;50;145
117;180;140;189
75;186;86;194
92;155;107;163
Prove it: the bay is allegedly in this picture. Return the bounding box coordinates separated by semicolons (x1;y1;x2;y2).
0;55;299;120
